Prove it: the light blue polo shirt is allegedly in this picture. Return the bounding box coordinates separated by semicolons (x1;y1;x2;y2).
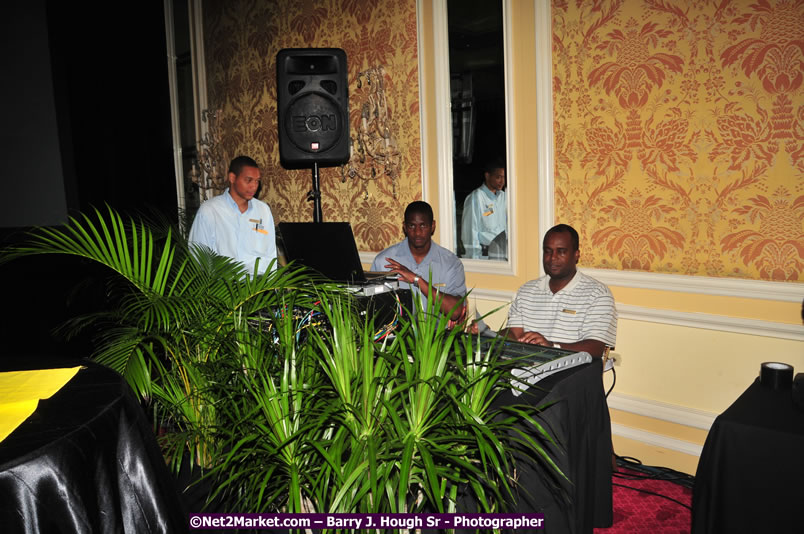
371;238;466;313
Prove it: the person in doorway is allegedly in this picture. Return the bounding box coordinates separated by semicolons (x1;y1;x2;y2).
461;159;507;259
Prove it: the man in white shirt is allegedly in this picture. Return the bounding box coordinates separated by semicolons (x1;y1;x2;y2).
461;160;507;259
188;156;276;276
501;224;617;358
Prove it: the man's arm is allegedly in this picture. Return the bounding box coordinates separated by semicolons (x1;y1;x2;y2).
383;258;465;320
498;327;608;358
415;275;464;320
498;327;548;345
256;203;277;273
439;251;468;320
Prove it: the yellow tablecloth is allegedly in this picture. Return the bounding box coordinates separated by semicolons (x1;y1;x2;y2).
0;367;83;443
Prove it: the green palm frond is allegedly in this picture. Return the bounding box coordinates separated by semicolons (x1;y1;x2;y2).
4;206;179;292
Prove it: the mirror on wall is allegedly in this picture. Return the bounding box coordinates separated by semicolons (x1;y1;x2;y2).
447;0;507;261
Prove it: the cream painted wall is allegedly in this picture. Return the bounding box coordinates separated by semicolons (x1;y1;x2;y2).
613;319;803;413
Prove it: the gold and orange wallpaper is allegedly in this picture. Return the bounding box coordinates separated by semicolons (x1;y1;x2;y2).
552;0;803;281
201;0;803;281
202;0;420;252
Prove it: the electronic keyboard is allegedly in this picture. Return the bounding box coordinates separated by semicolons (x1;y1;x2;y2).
459;336;592;395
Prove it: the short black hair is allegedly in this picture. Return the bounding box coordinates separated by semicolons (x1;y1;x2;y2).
484;158;506;174
228;155;259;176
404;201;434;223
545;224;579;251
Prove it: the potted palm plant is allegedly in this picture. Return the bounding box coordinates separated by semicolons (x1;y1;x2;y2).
1;206;565;518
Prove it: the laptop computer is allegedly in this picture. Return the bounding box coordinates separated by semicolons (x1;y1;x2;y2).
278;222;395;286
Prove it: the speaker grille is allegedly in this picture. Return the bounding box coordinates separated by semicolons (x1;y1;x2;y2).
320;80;337;95
288;80;305;95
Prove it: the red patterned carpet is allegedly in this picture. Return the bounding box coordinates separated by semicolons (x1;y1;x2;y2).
595;461;693;534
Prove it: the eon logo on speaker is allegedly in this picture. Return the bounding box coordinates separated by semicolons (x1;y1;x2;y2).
291;114;337;133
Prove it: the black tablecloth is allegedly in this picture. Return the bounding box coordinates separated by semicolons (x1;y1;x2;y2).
692;378;804;534
0;362;186;533
470;360;612;534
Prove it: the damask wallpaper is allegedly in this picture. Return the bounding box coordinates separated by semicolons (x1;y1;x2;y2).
201;0;803;280
202;0;420;252
552;0;803;281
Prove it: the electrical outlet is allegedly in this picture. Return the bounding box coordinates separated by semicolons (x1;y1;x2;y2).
609;352;622;366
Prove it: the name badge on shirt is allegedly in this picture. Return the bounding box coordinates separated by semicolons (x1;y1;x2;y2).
562;309;577;315
483;203;494;217
250;218;268;235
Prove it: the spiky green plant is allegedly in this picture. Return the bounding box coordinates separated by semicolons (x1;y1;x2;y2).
2;206;566;518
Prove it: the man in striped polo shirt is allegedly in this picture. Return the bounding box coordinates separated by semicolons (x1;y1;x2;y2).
501;224;617;358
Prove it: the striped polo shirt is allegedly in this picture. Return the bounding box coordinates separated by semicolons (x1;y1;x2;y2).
507;270;617;347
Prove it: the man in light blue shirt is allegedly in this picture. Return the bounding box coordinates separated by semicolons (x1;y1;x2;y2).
188;156;276;275
461;159;507;259
371;201;466;320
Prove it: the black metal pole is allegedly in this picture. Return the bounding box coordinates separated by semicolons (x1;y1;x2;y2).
310;162;322;222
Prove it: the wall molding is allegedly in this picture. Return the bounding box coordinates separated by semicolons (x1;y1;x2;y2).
467;287;804;341
611;423;703;458
416;0;428;203
617;303;804;342
587;268;802;303
188;0;210;203
164;0;186;212
431;0;451;217
608;392;717;431
359;251;378;266
468;287;515;302
532;0;803;300
535;0;554;278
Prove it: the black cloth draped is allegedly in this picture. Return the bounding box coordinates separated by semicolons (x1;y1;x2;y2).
0;362;186;533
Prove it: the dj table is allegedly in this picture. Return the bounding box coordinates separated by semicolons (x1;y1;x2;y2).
502;359;613;533
456;357;613;533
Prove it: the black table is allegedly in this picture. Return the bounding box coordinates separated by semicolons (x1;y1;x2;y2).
692;377;804;534
0;362;186;533
466;359;612;534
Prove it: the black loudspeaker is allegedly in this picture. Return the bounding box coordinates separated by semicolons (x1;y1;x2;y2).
277;48;349;168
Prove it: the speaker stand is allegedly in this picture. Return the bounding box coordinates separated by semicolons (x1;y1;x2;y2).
306;162;323;222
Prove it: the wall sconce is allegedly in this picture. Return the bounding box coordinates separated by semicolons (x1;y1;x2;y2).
189;109;227;198
341;66;401;199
